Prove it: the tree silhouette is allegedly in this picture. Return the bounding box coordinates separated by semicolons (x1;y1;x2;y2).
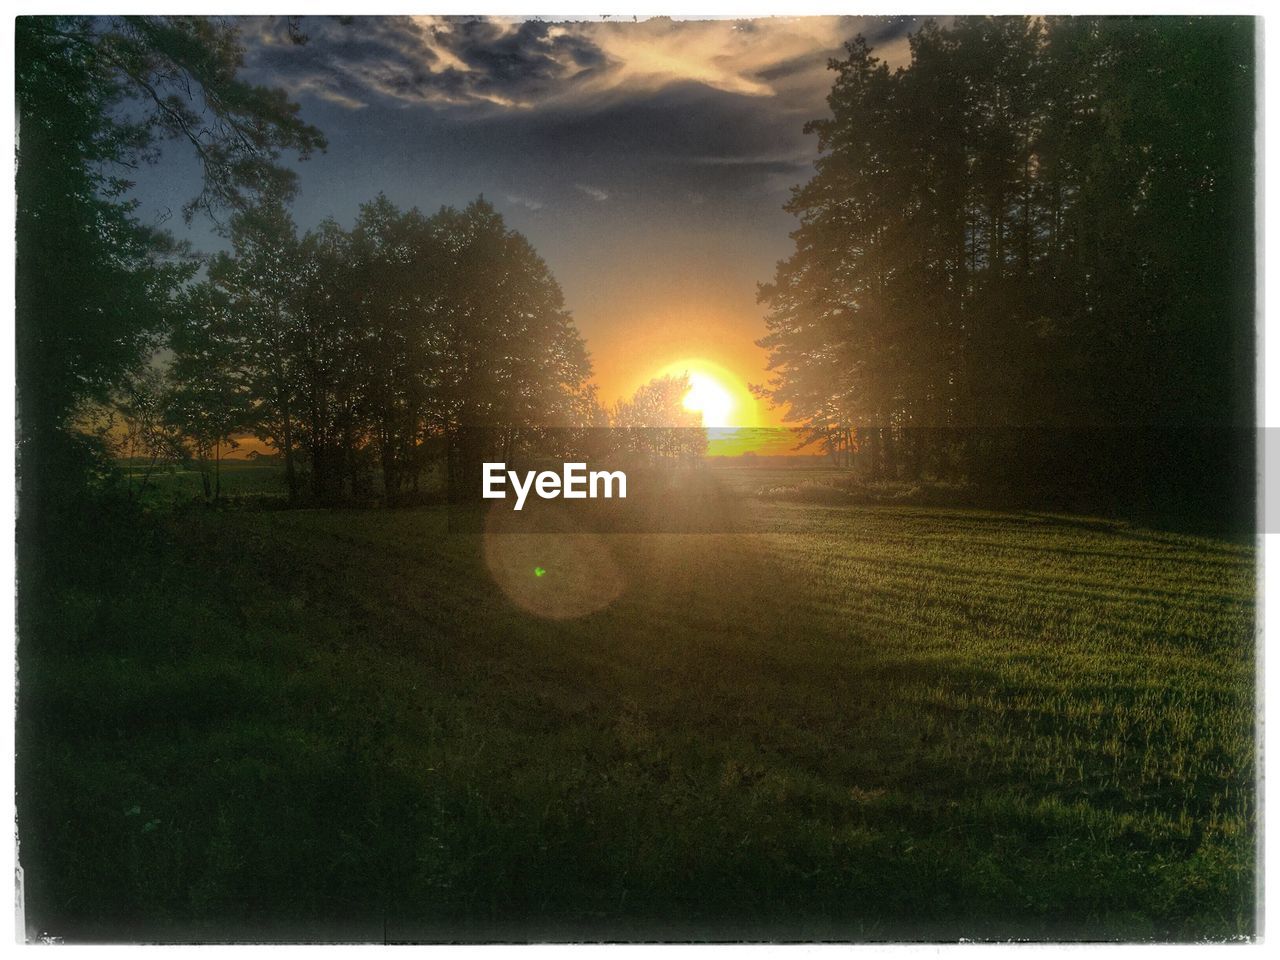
611;374;706;464
16;15;323;528
166;284;254;500
757;16;1254;517
206;201;307;501
176;194;596;503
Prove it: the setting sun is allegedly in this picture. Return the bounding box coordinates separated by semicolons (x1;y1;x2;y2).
654;358;758;430
681;371;734;428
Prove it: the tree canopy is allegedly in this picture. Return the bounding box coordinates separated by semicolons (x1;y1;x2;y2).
16;15;324;521
179;194;597;503
756;16;1254;513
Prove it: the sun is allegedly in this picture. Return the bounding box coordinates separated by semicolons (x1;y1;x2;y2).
653;358;757;430
682;371;734;428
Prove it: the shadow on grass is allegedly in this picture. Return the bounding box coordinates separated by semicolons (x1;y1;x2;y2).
16;487;1255;942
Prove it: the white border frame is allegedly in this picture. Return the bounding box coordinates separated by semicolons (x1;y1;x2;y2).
3;3;1273;954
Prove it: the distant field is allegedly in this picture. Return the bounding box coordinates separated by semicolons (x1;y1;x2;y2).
120;460;287;502
18;467;1256;940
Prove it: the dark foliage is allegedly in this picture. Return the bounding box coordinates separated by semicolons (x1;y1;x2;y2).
178;194;598;505
16;15;324;532
756;17;1255;527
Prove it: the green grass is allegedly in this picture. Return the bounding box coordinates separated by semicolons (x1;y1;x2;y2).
17;467;1256;941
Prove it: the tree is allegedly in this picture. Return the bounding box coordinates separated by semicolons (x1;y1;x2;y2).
166;284;255;501
611;374;706;464
16;15;324;527
757;16;1254;517
206;200;307;501
186;193;597;504
76;366;187;501
418;199;594;500
293;218;370;500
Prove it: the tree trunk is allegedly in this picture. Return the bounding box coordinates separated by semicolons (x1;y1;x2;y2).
282;393;297;504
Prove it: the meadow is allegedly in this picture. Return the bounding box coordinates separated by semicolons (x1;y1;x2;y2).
16;465;1257;941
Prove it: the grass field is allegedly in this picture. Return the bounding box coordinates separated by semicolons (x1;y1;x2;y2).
119;460;290;504
17;466;1257;941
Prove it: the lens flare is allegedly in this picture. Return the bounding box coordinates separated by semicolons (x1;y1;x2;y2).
483;500;624;619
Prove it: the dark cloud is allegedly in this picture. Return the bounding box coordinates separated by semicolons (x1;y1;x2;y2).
244;16;614;109
241;15;920;112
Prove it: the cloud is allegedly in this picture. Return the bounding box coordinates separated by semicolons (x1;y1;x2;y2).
242;15;920;113
577;17;849;100
503;193;545;212
686;153;812;170
233;15;923;216
245;16;609;110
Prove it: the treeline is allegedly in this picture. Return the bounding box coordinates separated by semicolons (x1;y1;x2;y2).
93;195;709;504
165;195;600;503
757;17;1254;518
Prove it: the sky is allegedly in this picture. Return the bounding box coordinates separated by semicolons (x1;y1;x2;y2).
145;15;921;430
